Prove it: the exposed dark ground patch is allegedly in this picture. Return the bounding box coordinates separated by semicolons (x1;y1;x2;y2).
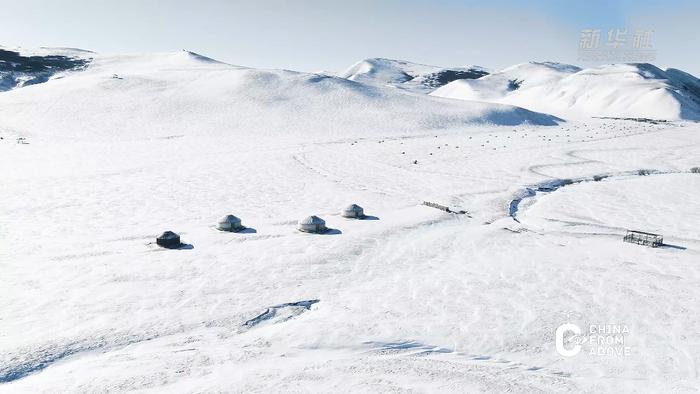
0;49;91;91
417;68;489;89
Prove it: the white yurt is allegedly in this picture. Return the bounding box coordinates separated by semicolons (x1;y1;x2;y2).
297;215;327;233
217;214;244;232
341;204;365;218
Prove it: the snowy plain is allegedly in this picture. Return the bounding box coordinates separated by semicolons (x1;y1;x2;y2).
1;49;700;393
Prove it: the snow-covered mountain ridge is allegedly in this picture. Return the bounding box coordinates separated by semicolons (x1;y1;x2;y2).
0;50;560;144
431;61;700;120
338;57;488;93
3;48;698;121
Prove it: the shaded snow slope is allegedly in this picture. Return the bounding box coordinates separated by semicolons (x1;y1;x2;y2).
433;62;700;120
0;52;559;142
339;57;488;93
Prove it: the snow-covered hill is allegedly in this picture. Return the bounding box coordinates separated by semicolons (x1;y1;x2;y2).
0;51;559;143
339;57;488;93
431;62;581;102
340;58;440;85
432;62;700;120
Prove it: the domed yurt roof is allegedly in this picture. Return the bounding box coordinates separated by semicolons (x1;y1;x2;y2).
297;215;327;233
341;203;364;218
299;215;325;225
217;214;243;232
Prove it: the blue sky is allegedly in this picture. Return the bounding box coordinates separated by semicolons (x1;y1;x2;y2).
1;0;697;74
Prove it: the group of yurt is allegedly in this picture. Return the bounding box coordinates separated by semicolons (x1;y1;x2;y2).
155;203;367;248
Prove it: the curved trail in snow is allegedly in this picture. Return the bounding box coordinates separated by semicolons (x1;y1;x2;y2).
513;132;700;222
509;169;692;222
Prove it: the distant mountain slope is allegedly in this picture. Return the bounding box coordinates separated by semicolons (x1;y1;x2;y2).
0;50;559;142
339;58;488;93
431;62;580;102
339;58;439;85
432;62;700;120
0;47;91;91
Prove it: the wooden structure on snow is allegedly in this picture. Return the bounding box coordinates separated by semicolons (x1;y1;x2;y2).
623;230;663;248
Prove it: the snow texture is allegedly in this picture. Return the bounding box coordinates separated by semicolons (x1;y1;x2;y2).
2;49;700;393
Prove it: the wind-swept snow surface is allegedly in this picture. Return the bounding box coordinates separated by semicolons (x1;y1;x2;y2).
433;62;700;120
2;49;700;393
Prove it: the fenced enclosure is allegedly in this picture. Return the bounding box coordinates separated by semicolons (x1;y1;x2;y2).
422;201;469;215
623;230;663;247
